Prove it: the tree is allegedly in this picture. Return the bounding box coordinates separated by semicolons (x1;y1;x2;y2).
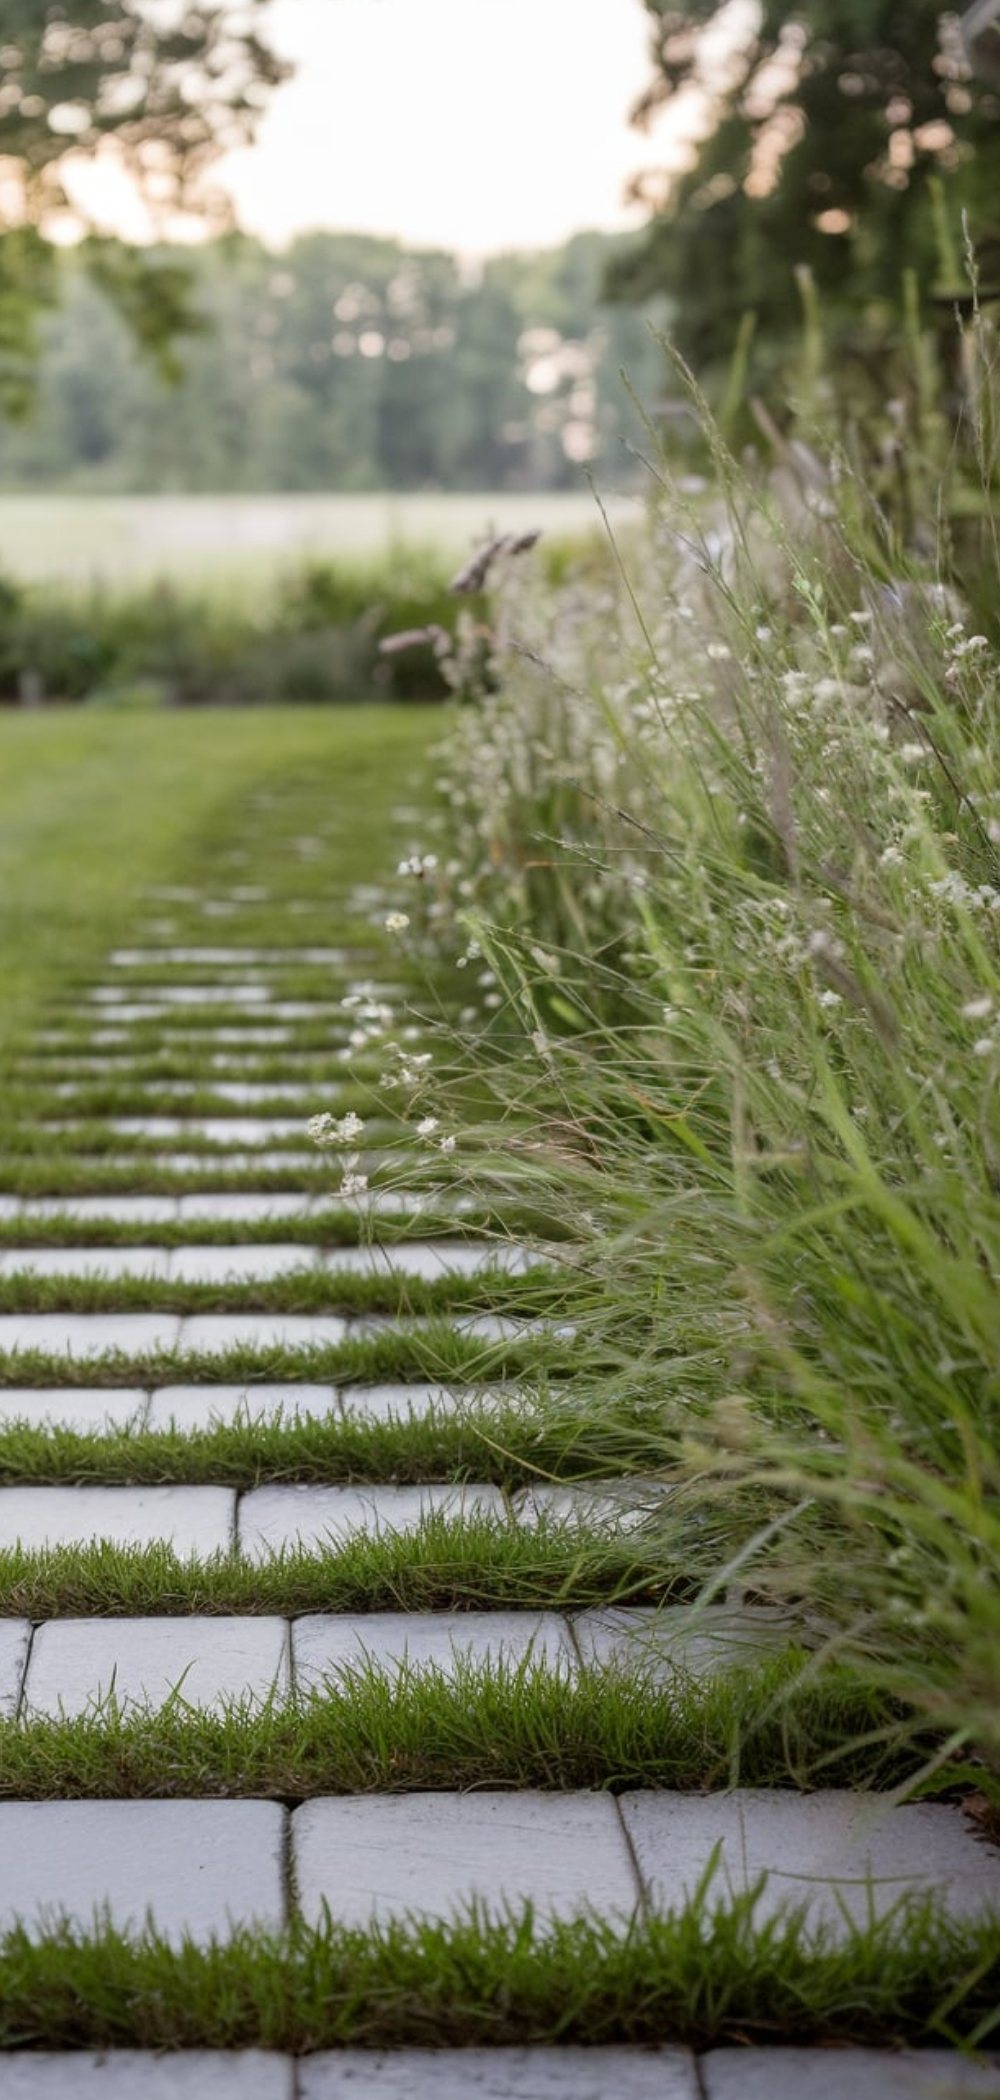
0;2;288;406
607;2;1000;370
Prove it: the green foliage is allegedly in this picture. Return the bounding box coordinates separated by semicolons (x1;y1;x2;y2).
611;1;1000;376
0;229;669;491
0;1;287;392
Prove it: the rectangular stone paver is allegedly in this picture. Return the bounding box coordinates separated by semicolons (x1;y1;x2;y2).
146;1383;338;1431
108;1118;309;1143
0;2056;295;2099
293;1611;573;1689
176;1195;315;1221
337;1382;468;1421
179;1315;347;1353
300;2049;699;2098
0;1485;234;1555
0;1621;31;1716
0;1247;171;1278
322;1242;531;1280
0;1313;181;1358
293;1791;640;1928
23;1616;289;1717
700;2050;1000;2099
512;1483;656;1533
571;1605;798;1679
620;1791;1000;1936
239;1483;506;1559
0;1387;149;1432
168;1245;322;1282
0;1801;285;1943
19;1197;179;1223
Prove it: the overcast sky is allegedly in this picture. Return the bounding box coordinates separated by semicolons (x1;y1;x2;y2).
207;0;666;253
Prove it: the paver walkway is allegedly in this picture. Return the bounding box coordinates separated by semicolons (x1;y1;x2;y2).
1;774;998;2096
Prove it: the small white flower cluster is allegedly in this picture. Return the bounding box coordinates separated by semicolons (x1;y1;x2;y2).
397;853;438;878
381;1044;433;1092
384;911;410;934
307;1110;365;1148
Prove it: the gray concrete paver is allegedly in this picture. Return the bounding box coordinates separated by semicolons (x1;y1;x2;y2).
292;1610;573;1688
620;1790;1000;1935
700;2049;1000;2098
0;1620;31;1716
512;1482;660;1533
18;1196;179;1223
0;1484;234;1555
0;1801;286;1943
176;1194;315;1220
322;1242;532;1280
23;1615;289;1716
0;1247;171;1278
239;1482;506;1558
571;1604;801;1678
0;2055;295;2099
168;1244;323;1281
0;1312;181;1357
293;1791;641;1928
299;2048;699;2097
337;1382;467;1420
179;1314;347;1353
0;1387;149;1432
146;1382;338;1431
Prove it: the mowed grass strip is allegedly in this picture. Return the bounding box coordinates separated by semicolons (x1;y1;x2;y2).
0;1655;921;1800
0;1398;665;1487
0;1324;567;1387
0;1898;995;2052
0;1267;560;1316
0;1524;689;1619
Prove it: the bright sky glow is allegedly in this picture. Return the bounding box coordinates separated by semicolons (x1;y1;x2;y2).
64;0;702;255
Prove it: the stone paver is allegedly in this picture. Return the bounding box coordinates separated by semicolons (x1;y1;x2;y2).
699;2050;1000;2098
240;1478;508;1562
176;1195;315;1220
19;1196;179;1223
146;1382;338;1431
0;1801;285;1943
0;1247;171;1278
571;1604;799;1678
619;1791;1000;1935
239;1483;506;1558
293;1610;573;1688
512;1483;657;1533
168;1244;322;1281
0;1387;149;1432
179;1314;347;1353
300;2049;699;2098
322;1242;530;1280
23;1616;289;1716
337;1381;467;1420
0;1312;181;1357
0;2056;294;2099
108;1117;309;1143
0;1485;234;1555
293;1791;640;1927
0;1620;31;1715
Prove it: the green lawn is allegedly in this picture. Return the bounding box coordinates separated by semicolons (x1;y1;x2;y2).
0;703;436;1054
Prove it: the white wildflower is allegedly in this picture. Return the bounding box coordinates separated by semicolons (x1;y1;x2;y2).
306;1113;336;1146
439;1134;457;1154
397;853;439;876
417;1116;439;1137
962;996;994;1021
340;1170;370;1197
384;911;410;933
973;1037;995;1058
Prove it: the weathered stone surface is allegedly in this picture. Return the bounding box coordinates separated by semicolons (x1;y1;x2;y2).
700;2049;1000;2098
300;2049;699;2097
23;1615;289;1716
18;1197;178;1223
292;1610;573;1689
0;1485;234;1555
239;1483;506;1559
337;1382;464;1422
0;1801;286;1943
293;1792;641;1928
176;1194;315;1220
620;1791;1000;1935
0;2055;295;2099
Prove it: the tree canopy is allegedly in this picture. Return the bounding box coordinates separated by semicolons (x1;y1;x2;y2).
0;2;288;405
608;1;1000;369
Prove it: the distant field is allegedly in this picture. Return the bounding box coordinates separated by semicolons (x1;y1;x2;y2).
0;490;643;592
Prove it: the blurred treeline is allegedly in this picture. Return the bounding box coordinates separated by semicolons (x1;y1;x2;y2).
0;229;668;495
